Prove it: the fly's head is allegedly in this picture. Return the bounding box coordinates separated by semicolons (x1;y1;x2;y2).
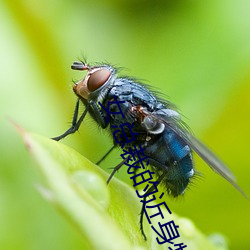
72;61;116;102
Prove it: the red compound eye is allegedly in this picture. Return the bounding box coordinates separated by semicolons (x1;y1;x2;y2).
87;68;111;92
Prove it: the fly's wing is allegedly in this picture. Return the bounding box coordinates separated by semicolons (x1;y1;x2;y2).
150;110;247;198
180;130;248;198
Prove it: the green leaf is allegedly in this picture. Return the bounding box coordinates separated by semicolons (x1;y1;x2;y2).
19;127;227;250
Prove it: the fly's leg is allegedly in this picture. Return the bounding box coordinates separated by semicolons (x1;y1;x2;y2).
139;173;165;240
89;100;106;128
106;157;128;184
132;164;141;181
96;145;116;165
52;99;89;141
52;99;107;141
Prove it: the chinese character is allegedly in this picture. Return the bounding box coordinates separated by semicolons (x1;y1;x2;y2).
120;144;149;170
112;122;138;145
136;180;160;198
98;95;125;123
168;243;187;250
152;221;180;244
141;193;171;224
131;170;155;187
123;158;142;174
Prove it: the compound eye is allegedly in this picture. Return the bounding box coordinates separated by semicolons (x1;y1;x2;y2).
87;68;111;92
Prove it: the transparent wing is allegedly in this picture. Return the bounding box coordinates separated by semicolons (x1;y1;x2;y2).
178;129;247;198
148;110;247;198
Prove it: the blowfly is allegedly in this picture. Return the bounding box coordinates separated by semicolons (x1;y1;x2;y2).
52;60;246;239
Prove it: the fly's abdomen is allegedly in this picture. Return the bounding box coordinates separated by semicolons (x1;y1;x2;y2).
145;129;194;197
163;129;194;196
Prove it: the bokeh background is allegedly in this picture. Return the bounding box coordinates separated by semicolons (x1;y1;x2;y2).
1;0;250;249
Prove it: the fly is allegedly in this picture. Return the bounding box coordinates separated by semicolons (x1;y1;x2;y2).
52;60;247;239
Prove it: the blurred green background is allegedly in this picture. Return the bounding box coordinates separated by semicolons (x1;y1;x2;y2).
1;0;250;249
